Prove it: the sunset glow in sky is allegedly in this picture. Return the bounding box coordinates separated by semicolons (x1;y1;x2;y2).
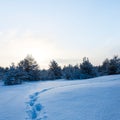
0;0;120;68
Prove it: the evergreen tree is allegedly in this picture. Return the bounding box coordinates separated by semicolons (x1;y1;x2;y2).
73;65;81;79
4;63;23;85
108;56;120;75
48;60;62;80
80;57;97;79
0;67;5;80
62;64;81;80
40;69;49;80
62;65;74;80
100;58;110;75
18;55;40;81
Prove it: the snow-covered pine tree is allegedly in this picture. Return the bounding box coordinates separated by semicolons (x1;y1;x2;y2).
73;65;81;79
18;55;40;81
39;69;49;80
4;63;23;85
62;64;81;80
48;60;62;80
100;58;110;75
80;57;97;79
108;56;120;75
62;65;74;80
0;67;5;80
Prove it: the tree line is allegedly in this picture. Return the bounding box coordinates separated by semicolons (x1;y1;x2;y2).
0;55;120;85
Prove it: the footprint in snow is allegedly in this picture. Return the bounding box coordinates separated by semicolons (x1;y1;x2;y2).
26;88;53;120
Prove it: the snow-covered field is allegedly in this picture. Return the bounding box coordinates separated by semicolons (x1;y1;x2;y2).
0;75;120;120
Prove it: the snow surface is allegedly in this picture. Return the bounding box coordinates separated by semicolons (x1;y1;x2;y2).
0;75;120;120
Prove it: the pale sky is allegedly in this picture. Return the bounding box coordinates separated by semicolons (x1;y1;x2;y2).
0;0;120;68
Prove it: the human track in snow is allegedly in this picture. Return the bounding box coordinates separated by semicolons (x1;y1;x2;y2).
25;83;84;120
25;77;120;120
25;88;53;120
25;82;95;120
